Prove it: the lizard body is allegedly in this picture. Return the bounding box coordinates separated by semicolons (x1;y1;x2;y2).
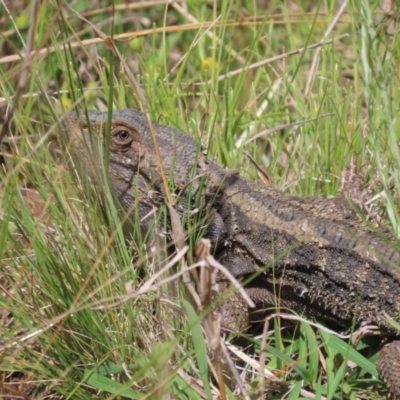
64;109;400;397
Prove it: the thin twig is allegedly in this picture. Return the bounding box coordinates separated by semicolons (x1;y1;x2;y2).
172;2;246;65
203;33;349;86
0;23;349;65
304;0;349;96
243;114;334;146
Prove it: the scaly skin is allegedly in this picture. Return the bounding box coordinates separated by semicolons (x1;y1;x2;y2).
64;109;400;398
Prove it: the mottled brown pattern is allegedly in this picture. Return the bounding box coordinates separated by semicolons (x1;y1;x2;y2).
64;109;400;398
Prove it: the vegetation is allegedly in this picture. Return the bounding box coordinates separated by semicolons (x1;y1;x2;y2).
0;0;399;398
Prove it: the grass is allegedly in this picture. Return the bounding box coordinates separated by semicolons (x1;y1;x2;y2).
0;0;399;398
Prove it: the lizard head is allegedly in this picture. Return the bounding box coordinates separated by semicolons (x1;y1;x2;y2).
65;109;149;170
64;109;201;188
63;109;204;228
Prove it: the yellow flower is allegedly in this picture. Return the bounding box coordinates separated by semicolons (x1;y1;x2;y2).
61;96;72;109
16;14;29;30
202;57;218;70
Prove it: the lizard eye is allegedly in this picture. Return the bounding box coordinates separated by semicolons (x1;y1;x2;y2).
117;130;129;140
112;128;133;146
